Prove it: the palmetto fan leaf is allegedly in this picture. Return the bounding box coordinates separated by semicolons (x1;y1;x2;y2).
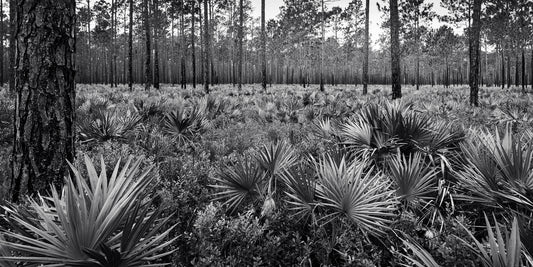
213;159;267;213
256;140;298;178
0;156;175;266
455;125;533;210
283;169;317;222
162;105;206;145
78;109;141;143
388;152;437;209
315;155;398;235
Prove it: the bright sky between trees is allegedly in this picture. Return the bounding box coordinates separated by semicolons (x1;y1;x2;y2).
249;0;453;46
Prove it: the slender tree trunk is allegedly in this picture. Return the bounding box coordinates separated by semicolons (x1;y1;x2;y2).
363;0;369;94
11;0;76;202
415;9;420;90
8;0;15;92
180;1;186;89
153;0;160;89
238;0;243;91
128;0;133;91
203;0;209;93
515;55;519;87
390;0;401;99
501;48;505;89
507;55;511;88
143;0;152;90
319;0;325;92
468;0;481;106
87;0;91;83
0;0;4;86
110;0;115;87
522;49;525;92
191;0;196;89
261;0;266;91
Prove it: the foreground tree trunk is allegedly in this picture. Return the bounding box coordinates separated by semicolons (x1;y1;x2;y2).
363;0;369;94
469;0;481;106
11;0;76;202
390;0;401;99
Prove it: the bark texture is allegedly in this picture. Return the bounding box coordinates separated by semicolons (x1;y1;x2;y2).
390;0;401;99
11;0;76;202
469;0;482;106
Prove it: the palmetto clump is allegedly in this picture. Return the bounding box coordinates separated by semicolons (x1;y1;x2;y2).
162;104;207;145
78;108;141;143
0;156;176;266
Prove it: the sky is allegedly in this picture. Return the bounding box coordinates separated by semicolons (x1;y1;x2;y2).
249;0;452;45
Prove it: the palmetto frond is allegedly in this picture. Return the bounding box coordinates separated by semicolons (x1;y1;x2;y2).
256;140;298;179
78;109;141;143
388;152;437;209
283;169;317;222
0;156;175;266
458;215;522;267
162;105;206;145
213;159;267;213
315;155;398;235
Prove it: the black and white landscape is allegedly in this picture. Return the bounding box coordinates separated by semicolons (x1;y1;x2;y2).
1;0;533;266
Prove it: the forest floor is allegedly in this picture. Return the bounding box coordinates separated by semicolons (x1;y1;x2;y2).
1;83;533;265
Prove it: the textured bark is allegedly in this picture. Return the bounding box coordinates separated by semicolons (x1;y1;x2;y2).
390;0;401;99
180;1;186;89
203;0;209;93
261;0;266;91
11;0;76;202
191;0;196;89
128;0;133;91
8;0;15;92
469;0;481;106
362;0;369;94
87;0;91;83
319;0;324;92
153;0;160;89
143;0;152;90
238;0;243;91
0;0;4;86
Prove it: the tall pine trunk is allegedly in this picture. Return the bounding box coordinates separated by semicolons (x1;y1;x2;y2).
468;0;481;106
128;0;133;91
143;0;152;90
238;0;243;91
11;0;76;202
191;0;196;89
153;0;160;89
261;0;266;91
390;0;401;99
363;0;369;94
0;0;4;86
501;49;504;89
522;49;525;92
8;0;15;92
180;1;186;89
203;0;209;93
